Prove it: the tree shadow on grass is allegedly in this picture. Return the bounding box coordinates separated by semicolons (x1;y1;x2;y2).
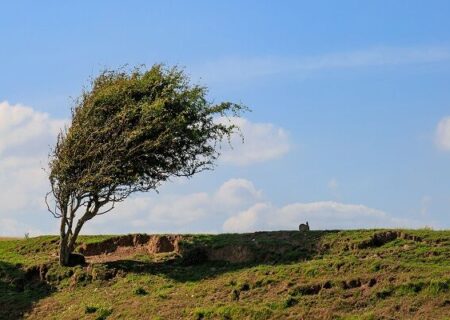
0;261;53;320
100;230;340;283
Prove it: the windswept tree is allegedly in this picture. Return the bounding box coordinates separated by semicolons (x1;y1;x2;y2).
47;65;246;266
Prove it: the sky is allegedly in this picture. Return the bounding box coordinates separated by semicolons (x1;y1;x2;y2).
1;1;450;236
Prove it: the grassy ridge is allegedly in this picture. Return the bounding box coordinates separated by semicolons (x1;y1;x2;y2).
0;229;449;319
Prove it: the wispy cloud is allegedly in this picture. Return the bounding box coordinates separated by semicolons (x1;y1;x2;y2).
217;117;290;166
194;46;450;83
435;116;450;151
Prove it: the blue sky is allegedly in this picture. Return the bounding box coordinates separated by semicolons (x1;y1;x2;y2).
1;1;450;235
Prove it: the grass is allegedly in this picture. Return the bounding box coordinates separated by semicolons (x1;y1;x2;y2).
0;229;449;319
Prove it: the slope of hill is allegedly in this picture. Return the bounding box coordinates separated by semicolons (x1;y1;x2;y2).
0;229;449;320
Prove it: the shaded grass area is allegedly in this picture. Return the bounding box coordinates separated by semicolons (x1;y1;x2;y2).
0;261;53;319
0;229;449;319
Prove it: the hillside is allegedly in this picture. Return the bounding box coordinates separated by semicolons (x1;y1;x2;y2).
0;229;449;320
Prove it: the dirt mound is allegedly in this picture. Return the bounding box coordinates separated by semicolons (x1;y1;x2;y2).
78;234;151;256
148;235;182;254
357;231;422;249
77;234;183;263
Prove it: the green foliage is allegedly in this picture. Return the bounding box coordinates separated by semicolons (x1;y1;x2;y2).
49;64;245;204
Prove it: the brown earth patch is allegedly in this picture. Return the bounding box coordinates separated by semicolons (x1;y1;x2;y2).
148;235;182;254
206;245;254;263
78;234;151;256
77;234;183;263
357;231;422;249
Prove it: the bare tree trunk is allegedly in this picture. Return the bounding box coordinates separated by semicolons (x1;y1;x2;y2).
59;240;70;266
68;219;86;253
58;198;102;266
59;213;70;266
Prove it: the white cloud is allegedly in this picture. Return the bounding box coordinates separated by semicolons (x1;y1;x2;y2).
152;193;210;225
218;117;290;166
89;177;423;234
435;117;450;151
0;101;65;235
274;201;390;230
223;200;424;232
0;101;64;157
195;46;450;83
89;177;263;233
223;203;272;233
215;178;262;207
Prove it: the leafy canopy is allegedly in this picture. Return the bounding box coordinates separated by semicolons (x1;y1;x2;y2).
49;65;245;210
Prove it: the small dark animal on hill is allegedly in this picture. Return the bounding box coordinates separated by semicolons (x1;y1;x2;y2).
299;221;310;232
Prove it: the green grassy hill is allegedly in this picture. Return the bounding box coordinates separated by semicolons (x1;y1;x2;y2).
0;229;449;320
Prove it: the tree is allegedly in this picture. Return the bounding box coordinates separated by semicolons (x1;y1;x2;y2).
47;65;246;266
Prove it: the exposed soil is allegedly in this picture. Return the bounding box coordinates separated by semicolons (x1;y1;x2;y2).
77;234;183;263
357;231;422;249
77;234;259;264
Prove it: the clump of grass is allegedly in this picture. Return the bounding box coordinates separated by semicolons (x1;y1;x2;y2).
134;287;148;295
305;266;319;277
376;287;394;299
282;296;298;308
230;289;240;301
85;306;98;314
370;261;381;272
193;308;212;320
96;308;113;320
397;281;425;295
427;279;449;295
239;282;250;291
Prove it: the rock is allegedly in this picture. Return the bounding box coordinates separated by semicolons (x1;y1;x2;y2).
299;222;310;232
